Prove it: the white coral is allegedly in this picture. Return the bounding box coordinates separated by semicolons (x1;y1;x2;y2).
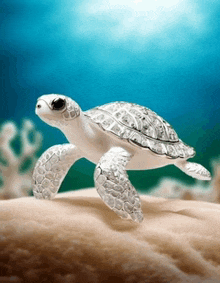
150;178;214;201
150;160;220;203
0;120;42;199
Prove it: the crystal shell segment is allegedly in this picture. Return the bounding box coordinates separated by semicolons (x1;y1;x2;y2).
85;102;195;159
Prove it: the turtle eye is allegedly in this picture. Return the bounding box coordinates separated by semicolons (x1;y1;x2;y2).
51;98;66;111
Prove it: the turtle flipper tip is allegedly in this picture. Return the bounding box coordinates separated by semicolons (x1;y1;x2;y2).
176;161;212;181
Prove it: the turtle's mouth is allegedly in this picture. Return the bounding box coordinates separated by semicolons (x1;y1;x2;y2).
35;99;56;122
36;99;51;111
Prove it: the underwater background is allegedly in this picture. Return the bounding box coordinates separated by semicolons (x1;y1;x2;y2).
1;0;220;193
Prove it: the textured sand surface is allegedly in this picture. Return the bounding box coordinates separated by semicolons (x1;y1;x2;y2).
1;188;220;283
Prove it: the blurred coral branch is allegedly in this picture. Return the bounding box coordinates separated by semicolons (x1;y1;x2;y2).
150;158;220;203
0;120;42;199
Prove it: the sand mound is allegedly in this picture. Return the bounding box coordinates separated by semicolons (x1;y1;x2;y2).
1;188;220;283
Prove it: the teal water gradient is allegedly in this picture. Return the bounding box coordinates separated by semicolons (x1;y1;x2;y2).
1;0;220;192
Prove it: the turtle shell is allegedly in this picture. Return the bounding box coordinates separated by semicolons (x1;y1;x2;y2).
84;102;195;159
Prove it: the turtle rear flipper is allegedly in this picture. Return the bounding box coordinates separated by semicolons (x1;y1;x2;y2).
175;160;211;181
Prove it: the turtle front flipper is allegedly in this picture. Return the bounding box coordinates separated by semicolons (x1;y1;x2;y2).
33;144;82;199
94;147;143;223
175;160;211;181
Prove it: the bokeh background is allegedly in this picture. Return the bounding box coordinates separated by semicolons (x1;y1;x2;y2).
1;0;220;193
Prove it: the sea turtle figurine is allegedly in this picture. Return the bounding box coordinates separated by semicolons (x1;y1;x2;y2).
33;94;211;223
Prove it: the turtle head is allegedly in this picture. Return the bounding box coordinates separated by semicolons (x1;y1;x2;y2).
35;94;80;128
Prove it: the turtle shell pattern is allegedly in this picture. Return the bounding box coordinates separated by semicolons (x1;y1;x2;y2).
84;102;195;159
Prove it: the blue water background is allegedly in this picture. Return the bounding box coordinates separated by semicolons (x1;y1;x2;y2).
1;0;220;192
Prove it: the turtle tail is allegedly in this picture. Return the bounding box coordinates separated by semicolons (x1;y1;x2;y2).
175;160;211;181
